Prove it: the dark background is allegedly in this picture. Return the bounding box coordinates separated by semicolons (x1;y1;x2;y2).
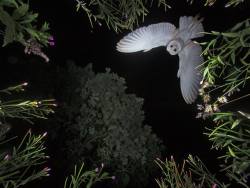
0;0;250;187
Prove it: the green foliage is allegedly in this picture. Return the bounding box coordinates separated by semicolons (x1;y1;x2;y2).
196;18;250;187
187;0;246;7
54;63;164;187
187;155;228;188
0;0;51;47
0;83;55;123
76;0;246;32
64;163;114;188
203;0;246;7
75;0;170;32
202;18;250;93
155;155;227;188
155;156;202;188
205;112;250;187
0;130;50;188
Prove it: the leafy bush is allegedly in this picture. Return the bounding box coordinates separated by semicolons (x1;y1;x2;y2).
53;63;164;187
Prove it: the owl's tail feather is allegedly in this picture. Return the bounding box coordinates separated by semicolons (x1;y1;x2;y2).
179;15;204;40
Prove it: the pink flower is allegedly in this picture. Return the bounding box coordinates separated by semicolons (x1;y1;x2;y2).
43;167;51;176
42;132;48;137
48;36;55;47
4;154;11;160
43;167;51;172
49;41;55;46
212;184;217;188
22;82;28;86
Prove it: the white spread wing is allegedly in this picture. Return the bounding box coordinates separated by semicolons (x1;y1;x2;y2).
178;15;204;42
116;22;176;53
178;41;203;104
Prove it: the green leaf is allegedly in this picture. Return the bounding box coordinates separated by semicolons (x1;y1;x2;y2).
3;23;16;46
231;20;244;31
20;13;38;24
211;31;220;36
24;27;39;39
86;177;93;188
0;7;16;46
203;67;209;78
231;119;240;129
41;22;49;32
228;146;236;157
0;0;18;7
12;3;29;20
230;52;236;64
0;7;14;26
221;32;239;38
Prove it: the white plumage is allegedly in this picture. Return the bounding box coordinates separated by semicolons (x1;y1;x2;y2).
116;15;204;104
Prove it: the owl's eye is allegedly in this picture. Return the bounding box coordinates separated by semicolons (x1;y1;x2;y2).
170;45;173;48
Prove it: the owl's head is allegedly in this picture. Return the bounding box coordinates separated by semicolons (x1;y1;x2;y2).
166;39;184;55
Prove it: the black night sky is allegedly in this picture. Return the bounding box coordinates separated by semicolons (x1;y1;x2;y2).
0;0;250;187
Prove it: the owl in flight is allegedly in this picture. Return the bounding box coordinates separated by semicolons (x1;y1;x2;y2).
116;15;204;104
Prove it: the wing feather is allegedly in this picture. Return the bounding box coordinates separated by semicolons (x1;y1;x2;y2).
178;42;203;104
116;22;176;53
178;15;204;41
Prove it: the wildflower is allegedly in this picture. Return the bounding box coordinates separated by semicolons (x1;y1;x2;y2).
22;82;28;86
212;183;217;188
24;39;50;62
199;88;204;95
43;167;51;176
48;36;55;46
196;112;203;119
42;132;48;137
101;163;104;168
95;167;99;172
43;167;51;172
30;101;39;107
4;154;11;160
217;96;227;103
201;81;209;89
204;104;213;113
203;94;211;103
111;176;116;180
197;104;204;110
202;113;210;119
212;104;219;112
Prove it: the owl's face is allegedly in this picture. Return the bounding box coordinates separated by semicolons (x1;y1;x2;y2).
166;39;184;55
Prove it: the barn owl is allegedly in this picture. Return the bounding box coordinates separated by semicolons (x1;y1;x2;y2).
116;15;204;104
